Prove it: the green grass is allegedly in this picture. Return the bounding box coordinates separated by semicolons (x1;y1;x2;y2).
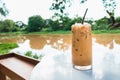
26;30;71;35
0;30;120;35
0;43;18;55
27;30;120;34
92;30;120;34
0;30;72;35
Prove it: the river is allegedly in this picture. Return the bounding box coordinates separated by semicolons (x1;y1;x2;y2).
0;34;120;59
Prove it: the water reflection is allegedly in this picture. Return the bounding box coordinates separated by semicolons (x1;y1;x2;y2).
92;34;120;48
24;34;71;51
0;34;120;54
8;34;71;56
92;38;120;80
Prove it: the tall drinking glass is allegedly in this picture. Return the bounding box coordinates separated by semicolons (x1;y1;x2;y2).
71;23;92;70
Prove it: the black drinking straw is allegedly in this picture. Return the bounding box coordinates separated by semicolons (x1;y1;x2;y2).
81;8;88;24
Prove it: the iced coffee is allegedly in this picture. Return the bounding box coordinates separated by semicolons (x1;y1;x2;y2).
71;23;92;70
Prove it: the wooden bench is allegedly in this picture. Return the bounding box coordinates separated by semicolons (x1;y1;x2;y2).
0;53;39;80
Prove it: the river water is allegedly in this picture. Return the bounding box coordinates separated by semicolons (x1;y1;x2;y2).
0;34;120;59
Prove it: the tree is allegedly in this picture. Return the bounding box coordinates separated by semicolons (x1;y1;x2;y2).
50;0;120;29
50;0;72;30
48;19;60;31
80;0;120;29
50;0;71;20
63;16;83;30
0;19;15;32
102;0;120;29
15;21;25;28
93;17;110;30
27;15;45;32
81;0;120;29
0;0;9;18
15;21;26;31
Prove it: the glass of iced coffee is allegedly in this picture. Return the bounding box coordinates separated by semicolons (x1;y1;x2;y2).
71;23;92;70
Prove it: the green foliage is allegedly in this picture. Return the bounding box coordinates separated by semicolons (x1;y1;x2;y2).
33;54;39;59
25;30;71;34
44;16;83;31
63;16;86;30
80;0;87;4
63;17;77;30
25;51;32;57
49;0;118;30
92;29;120;34
15;21;26;31
116;17;120;23
24;51;43;59
62;16;72;30
50;0;71;22
102;0;116;13
44;16;117;31
27;15;45;32
0;1;9;17
73;17;83;23
0;19;15;32
44;19;53;31
0;19;25;32
45;19;62;31
50;0;71;14
53;20;62;31
92;17;110;30
0;43;18;55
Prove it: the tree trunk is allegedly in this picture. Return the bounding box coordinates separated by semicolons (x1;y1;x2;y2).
106;10;120;29
110;22;120;29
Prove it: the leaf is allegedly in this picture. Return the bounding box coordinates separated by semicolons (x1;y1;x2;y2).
60;9;63;13
0;8;6;16
108;4;111;6
80;0;87;4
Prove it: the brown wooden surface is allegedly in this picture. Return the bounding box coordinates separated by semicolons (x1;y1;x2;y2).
0;53;39;80
0;71;6;80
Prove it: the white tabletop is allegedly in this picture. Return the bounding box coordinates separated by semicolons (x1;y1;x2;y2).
30;39;120;80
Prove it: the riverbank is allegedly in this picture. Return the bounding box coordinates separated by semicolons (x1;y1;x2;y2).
92;30;120;34
27;30;120;34
0;30;120;35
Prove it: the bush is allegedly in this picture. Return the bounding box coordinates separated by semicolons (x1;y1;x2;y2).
92;17;110;30
25;51;32;57
24;51;43;59
33;54;39;59
0;43;18;55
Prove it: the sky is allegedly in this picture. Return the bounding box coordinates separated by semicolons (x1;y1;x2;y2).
2;0;120;24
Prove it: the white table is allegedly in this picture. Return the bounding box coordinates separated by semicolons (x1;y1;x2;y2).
30;39;120;80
